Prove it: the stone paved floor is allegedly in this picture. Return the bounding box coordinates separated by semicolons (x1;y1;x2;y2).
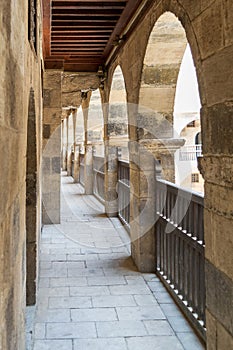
31;173;205;350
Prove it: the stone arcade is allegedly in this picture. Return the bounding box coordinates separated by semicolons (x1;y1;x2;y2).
0;1;232;349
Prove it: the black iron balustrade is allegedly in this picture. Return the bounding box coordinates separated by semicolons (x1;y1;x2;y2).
79;153;85;187
155;179;206;340
93;155;105;203
118;160;130;230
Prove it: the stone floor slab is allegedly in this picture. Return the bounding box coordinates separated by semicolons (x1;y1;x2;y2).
46;322;97;339
71;307;117;322
49;296;92;309
73;338;128;350
70;285;110;296
96;320;147;337
92;295;137;307
126;336;184;350
30;175;205;350
116;306;165;320
33;340;72;350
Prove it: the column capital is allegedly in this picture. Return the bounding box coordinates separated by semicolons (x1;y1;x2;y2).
139;138;185;156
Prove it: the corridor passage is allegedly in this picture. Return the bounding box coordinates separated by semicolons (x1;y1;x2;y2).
31;173;204;350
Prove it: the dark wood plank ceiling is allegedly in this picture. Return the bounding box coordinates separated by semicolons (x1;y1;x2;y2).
42;0;142;72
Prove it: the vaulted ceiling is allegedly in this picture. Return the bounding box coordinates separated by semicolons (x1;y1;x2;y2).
42;0;146;72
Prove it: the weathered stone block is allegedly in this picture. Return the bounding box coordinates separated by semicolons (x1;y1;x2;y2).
206;259;233;336
52;157;61;174
206;310;217;350
202;45;233;105
202;103;233;155
43;124;50;139
223;0;233;46
193;1;224;59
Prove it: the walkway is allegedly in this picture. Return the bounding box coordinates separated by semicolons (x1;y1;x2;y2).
31;173;205;350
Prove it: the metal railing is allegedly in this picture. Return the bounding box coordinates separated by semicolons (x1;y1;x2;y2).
155;179;205;339
93;155;105;203
118;160;130;230
79;153;85;187
179;144;202;161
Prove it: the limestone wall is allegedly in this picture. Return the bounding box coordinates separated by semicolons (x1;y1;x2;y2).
0;0;43;348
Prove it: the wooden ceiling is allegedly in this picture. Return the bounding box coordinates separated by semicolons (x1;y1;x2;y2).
42;0;143;72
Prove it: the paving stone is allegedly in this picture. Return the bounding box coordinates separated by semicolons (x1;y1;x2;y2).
153;291;174;303
116;306;165;320
160;303;183;317
67;253;99;261
177;332;205;350
50;277;88;287
52;261;85;269
87;276;126;286
38;278;50;288
36;309;70;323
40;254;67;262
40;261;52;269
134;294;158;306
68;268;104;277
125;276;146;285
33;340;73;350
38;287;69;297
71;308;117;322
73;338;128;350
103;267;140;276
142;274;158;281
70;286;110;296
34;323;46;339
147;281;167;292
96;320;147;337
109;284;151;295
40;268;67;278
167;316;194;333
46;322;97;339
126;336;184;350
92;295;137;307
143;320;174;335
50;248;81;255
49;296;92;309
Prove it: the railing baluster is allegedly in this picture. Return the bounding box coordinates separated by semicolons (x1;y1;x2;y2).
155;178;205;340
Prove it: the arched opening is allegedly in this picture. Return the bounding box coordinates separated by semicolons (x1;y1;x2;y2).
109;65;129;160
174;44;203;193
88;89;105;201
139;12;188;182
105;65;130;222
137;11;205;340
88;89;104;156
26;88;38;305
76;106;85;186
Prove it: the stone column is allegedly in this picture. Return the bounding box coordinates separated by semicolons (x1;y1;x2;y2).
129;138;185;272
140;138;185;182
130;142;156;272
62;117;68;171
42;70;62;224
200;104;233;349
104;145;118;217
73;144;80;183
84;144;94;194
67;112;74;176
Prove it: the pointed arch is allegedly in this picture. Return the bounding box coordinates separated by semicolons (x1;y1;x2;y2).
109;65;129;159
